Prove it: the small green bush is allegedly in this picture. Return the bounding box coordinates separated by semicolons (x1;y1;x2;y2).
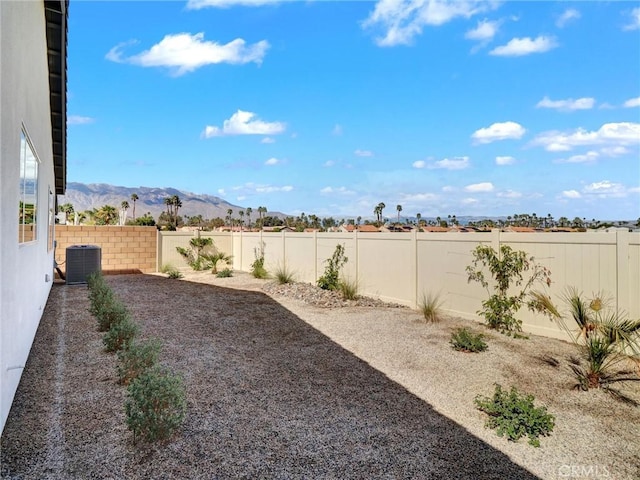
88;280;115;319
117;339;162;385
167;269;183;279
95;298;129;332
419;292;444;322
250;244;268;279
125;366;186;444
87;271;106;291
450;327;488;353
317;244;347;291
339;276;359;300
474;384;555;447
103;316;138;353
216;268;233;278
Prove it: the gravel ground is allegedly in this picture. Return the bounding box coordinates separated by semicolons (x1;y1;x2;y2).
1;270;639;479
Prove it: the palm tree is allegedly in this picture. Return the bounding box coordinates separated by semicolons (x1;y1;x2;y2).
378;202;386;224
238;210;244;227
416;213;422;225
130;193;139;221
227;208;233;227
120;200;129;225
246;207;252;229
170;195;182;227
396;204;402;224
356;215;362;225
94;204;118;225
164;197;172;221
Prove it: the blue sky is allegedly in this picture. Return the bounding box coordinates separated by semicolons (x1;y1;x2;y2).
67;0;640;220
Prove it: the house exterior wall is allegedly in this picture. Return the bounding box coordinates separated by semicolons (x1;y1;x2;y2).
0;1;60;432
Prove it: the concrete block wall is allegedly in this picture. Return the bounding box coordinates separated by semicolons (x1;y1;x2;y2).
55;226;157;274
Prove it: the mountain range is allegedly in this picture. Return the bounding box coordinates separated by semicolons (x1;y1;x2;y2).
58;183;277;221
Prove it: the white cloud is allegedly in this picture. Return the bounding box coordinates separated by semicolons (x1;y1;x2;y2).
106;33;269;75
261;137;275;144
412;160;426;169
536;96;595;112
68;115;95;125
323;160;336;167
465;19;500;41
429;156;470;170
495;155;515;165
400;192;439;202
354;149;374;157
554;151;599;164
264;157;280;166
489;36;558;56
255;185;293;193
332;124;343;136
320;186;355;195
472;121;525;143
217;188;226;195
442;186;455;192
202;110;285;138
583;181;626;198
600;146;629;157
362;0;498;47
497;190;522;198
531;122;640;151
556;8;580;28
464;182;494;192
623;97;640;108
623;7;640;31
187;0;278;9
562;190;581;199
461;198;479;205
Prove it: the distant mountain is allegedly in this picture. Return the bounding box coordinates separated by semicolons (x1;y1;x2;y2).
59;183;282;220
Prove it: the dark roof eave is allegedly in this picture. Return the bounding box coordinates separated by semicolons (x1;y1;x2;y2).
44;0;68;195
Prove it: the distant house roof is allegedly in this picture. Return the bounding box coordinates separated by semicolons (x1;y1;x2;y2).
422;226;449;233
505;227;536;233
45;0;68;194
357;225;380;233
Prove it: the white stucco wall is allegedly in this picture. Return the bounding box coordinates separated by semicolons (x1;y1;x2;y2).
1;1;57;433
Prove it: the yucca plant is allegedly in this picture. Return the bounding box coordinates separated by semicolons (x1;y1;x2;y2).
531;288;640;398
201;252;233;274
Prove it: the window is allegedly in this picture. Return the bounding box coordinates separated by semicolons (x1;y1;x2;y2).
18;129;39;243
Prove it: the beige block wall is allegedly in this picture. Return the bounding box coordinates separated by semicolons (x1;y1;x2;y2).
55;226;157;275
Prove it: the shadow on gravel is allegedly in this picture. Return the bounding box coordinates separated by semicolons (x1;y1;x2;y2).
1;275;540;479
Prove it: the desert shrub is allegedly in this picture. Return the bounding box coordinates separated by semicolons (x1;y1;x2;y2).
176;237;215;271
450;327;488;352
339;276;359;300
419;291;444;322
466;244;552;335
88;278;115;319
273;262;295;284
103;315;138;353
117;339;162;386
125;366;186;444
216;268;233;278
167;268;183;279
250;243;268;279
95;297;130;332
87;271;106;291
317;244;348;291
531;288;640;398
475;384;555;447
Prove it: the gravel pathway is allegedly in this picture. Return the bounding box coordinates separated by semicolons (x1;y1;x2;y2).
2;271;639;479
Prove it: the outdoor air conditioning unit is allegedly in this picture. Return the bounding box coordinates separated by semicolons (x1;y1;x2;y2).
66;245;101;285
